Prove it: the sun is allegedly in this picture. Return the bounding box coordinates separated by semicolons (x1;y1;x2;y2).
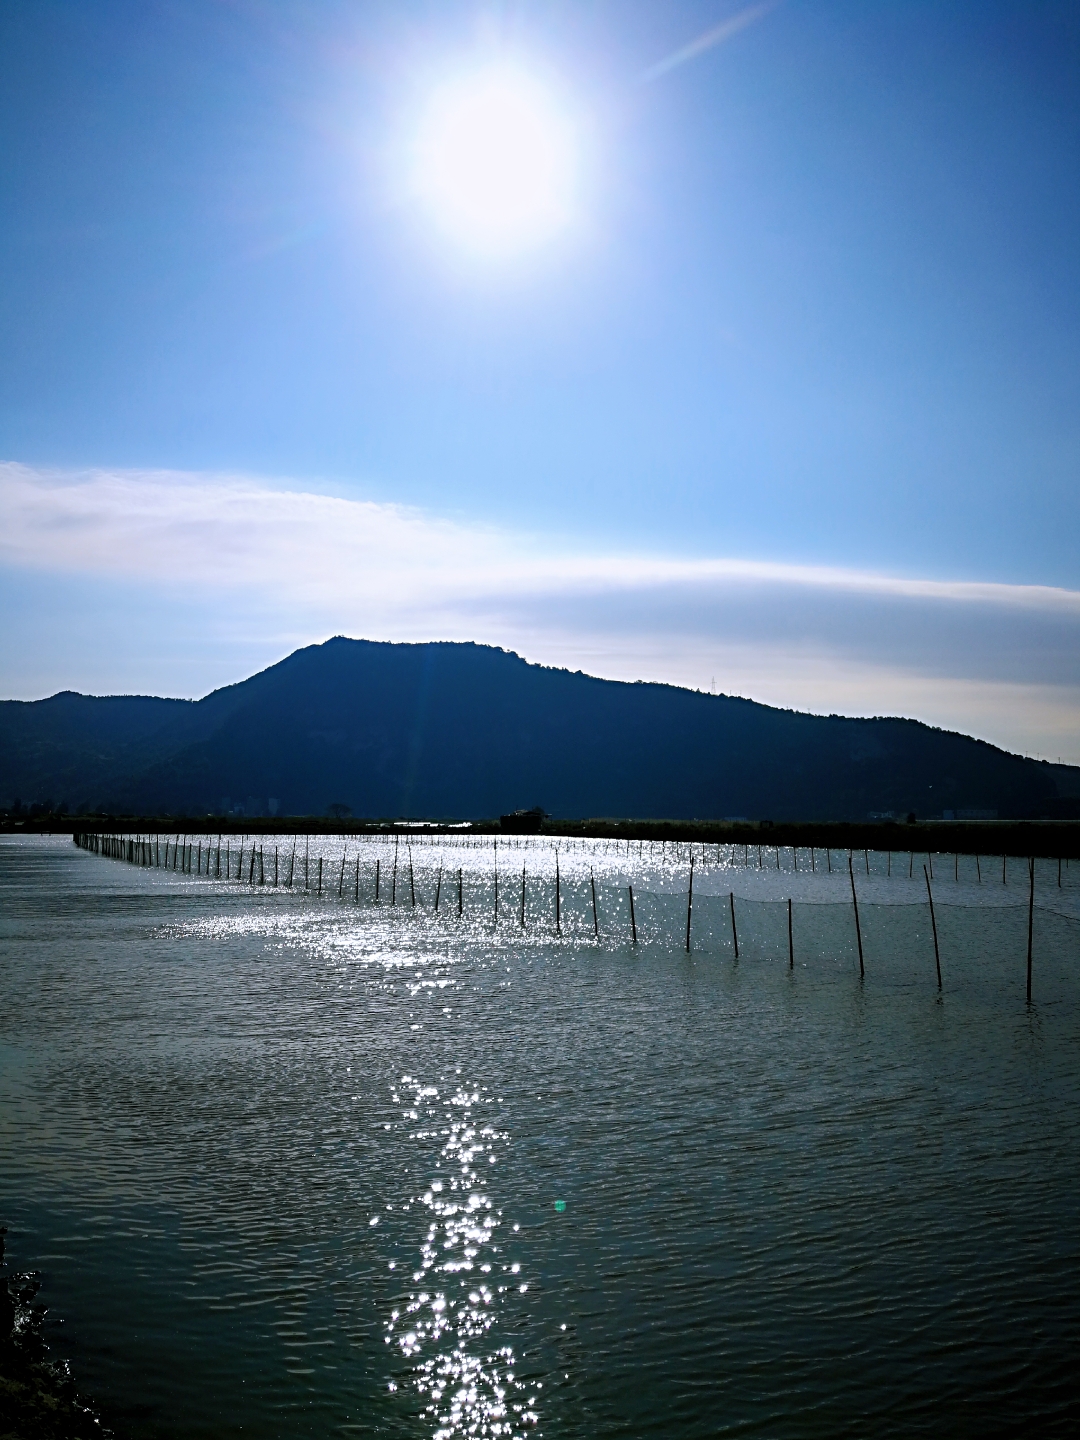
412;65;576;255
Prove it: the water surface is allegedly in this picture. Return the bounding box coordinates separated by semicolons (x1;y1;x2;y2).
1;834;1078;1438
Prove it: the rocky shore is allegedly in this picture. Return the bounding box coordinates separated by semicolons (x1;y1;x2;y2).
0;1228;109;1439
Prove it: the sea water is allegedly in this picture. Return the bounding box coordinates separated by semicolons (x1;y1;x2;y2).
1;833;1078;1438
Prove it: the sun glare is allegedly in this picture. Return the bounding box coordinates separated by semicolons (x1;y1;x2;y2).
413;66;576;255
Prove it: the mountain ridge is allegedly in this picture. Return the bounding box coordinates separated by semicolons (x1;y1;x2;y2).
1;637;1076;821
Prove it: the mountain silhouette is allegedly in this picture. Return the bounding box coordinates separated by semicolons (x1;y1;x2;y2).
1;637;1075;820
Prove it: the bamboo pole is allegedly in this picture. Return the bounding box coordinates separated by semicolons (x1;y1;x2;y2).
848;854;864;979
520;863;526;929
923;866;941;990
458;867;463;917
555;851;561;934
685;856;694;952
317;856;323;898
435;862;443;912
1027;857;1035;1005
788;897;794;969
591;867;599;938
629;884;637;944
729;892;738;959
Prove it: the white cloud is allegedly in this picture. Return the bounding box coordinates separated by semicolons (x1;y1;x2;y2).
2;460;1079;762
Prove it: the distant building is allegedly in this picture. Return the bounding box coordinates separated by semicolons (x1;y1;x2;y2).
500;806;546;834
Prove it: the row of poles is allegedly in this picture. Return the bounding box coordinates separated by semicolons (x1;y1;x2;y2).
76;833;1045;1002
351;828;1072;890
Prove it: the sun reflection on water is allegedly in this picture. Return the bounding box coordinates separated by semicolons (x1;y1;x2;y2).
383;1075;540;1437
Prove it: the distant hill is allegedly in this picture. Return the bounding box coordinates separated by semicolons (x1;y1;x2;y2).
1;637;1077;821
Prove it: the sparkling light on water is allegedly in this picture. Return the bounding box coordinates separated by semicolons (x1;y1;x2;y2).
383;1076;540;1437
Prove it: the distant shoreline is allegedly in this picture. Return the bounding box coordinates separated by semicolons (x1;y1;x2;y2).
3;815;1079;858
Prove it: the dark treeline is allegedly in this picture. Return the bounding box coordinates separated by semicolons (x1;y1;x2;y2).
23;815;1080;860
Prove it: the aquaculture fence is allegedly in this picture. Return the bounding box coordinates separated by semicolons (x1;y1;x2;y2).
74;830;1079;1004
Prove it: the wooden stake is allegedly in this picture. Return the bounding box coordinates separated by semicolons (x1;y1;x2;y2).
848;854;864;978
339;851;346;897
729;892;738;959
628;884;637;944
787;897;794;969
458;867;463;917
409;850;416;907
1027;857;1035;1005
976;854;981;883
354;855;360;902
591;867;599;938
520;863;526;928
375;858;380;901
685;856;694;952
435;862;443;912
555;851;561;934
923;865;941;990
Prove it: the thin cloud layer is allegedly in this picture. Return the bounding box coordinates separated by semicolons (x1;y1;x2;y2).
2;461;1079;762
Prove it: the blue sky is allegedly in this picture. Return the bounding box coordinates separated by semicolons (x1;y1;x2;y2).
2;1;1079;761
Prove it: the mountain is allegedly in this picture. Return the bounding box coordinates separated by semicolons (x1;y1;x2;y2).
1;637;1076;821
